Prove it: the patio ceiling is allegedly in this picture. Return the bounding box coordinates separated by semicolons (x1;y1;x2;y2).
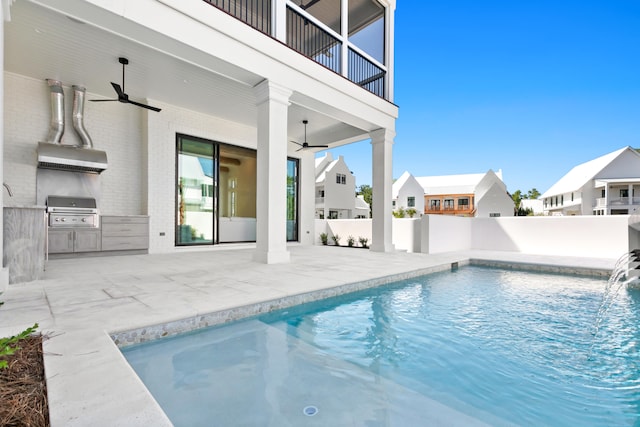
4;0;367;146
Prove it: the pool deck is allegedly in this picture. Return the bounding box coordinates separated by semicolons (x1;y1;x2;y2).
0;246;617;426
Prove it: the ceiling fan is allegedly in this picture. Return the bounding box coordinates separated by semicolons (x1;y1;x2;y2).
90;57;161;112
291;120;328;151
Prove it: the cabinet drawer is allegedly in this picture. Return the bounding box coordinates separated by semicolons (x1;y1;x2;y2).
101;216;148;224
102;223;148;237
101;236;149;251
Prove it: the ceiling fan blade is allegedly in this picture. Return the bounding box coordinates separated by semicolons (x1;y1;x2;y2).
127;99;162;112
290;140;304;147
309;144;329;148
111;82;125;98
90;99;119;102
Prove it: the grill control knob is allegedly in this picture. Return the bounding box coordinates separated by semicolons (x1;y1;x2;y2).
81;218;87;222
61;218;66;222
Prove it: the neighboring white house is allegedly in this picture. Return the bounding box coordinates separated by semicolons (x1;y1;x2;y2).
520;198;544;215
315;152;369;219
355;195;371;218
415;169;514;217
1;0;399;277
392;170;424;215
541;146;640;216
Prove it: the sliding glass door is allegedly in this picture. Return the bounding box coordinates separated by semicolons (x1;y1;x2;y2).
176;134;299;245
287;157;299;241
176;136;216;245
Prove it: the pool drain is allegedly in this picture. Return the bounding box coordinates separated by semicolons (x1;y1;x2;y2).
303;405;318;416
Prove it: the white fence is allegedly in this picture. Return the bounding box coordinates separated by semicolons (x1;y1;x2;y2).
316;215;640;259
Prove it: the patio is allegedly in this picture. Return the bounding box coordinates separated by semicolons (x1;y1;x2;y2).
0;246;616;426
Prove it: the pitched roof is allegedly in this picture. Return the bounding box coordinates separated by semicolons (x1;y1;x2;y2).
392;171;412;199
540;146;635;198
415;172;487;195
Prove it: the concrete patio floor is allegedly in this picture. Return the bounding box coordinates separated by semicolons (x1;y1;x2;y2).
0;246;617;426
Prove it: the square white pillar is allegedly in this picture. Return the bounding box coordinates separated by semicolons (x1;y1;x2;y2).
370;128;395;252
253;80;292;264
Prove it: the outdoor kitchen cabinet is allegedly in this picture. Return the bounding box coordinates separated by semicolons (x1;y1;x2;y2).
48;228;101;253
101;216;149;252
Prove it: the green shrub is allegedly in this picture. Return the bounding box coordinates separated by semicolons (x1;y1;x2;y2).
0;323;39;369
392;207;405;218
331;234;341;246
319;232;328;245
358;236;369;248
347;235;355;247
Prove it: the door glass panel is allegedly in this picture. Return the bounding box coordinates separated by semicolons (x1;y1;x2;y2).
177;137;215;245
287;158;299;241
219;144;257;243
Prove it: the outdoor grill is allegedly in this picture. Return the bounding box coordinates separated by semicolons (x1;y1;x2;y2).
46;195;99;228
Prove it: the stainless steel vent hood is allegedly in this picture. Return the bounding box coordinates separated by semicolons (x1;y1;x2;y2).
37;80;108;174
37;141;108;173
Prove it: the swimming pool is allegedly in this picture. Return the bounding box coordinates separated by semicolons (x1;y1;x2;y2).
122;266;640;426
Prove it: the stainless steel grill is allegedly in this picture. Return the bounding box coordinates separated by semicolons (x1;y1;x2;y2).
46;195;99;228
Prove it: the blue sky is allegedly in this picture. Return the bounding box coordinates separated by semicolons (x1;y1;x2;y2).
321;0;640;195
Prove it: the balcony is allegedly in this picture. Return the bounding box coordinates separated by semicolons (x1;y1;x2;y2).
203;0;388;100
595;197;640;208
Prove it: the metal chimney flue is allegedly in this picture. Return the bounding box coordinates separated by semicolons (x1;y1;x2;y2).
45;79;65;143
72;85;93;148
38;79;108;174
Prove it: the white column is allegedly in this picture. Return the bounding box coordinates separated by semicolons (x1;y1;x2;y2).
370;128;395;252
273;0;287;42
253;80;292;264
340;0;348;77
385;1;396;102
0;2;9;290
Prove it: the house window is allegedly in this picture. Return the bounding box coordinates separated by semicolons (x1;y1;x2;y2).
336;173;346;184
601;189;606;198
329;210;339;219
621;189;629;198
444;199;454;210
392;200;396;207
407;197;415;207
458;198;469;207
571;193;574;202
561;195;564;205
430;199;440;210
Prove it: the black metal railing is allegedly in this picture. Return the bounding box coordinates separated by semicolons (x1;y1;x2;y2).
348;48;385;98
202;1;387;99
203;0;272;35
286;6;341;74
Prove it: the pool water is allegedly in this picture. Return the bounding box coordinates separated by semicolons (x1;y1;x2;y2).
122;266;640;426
